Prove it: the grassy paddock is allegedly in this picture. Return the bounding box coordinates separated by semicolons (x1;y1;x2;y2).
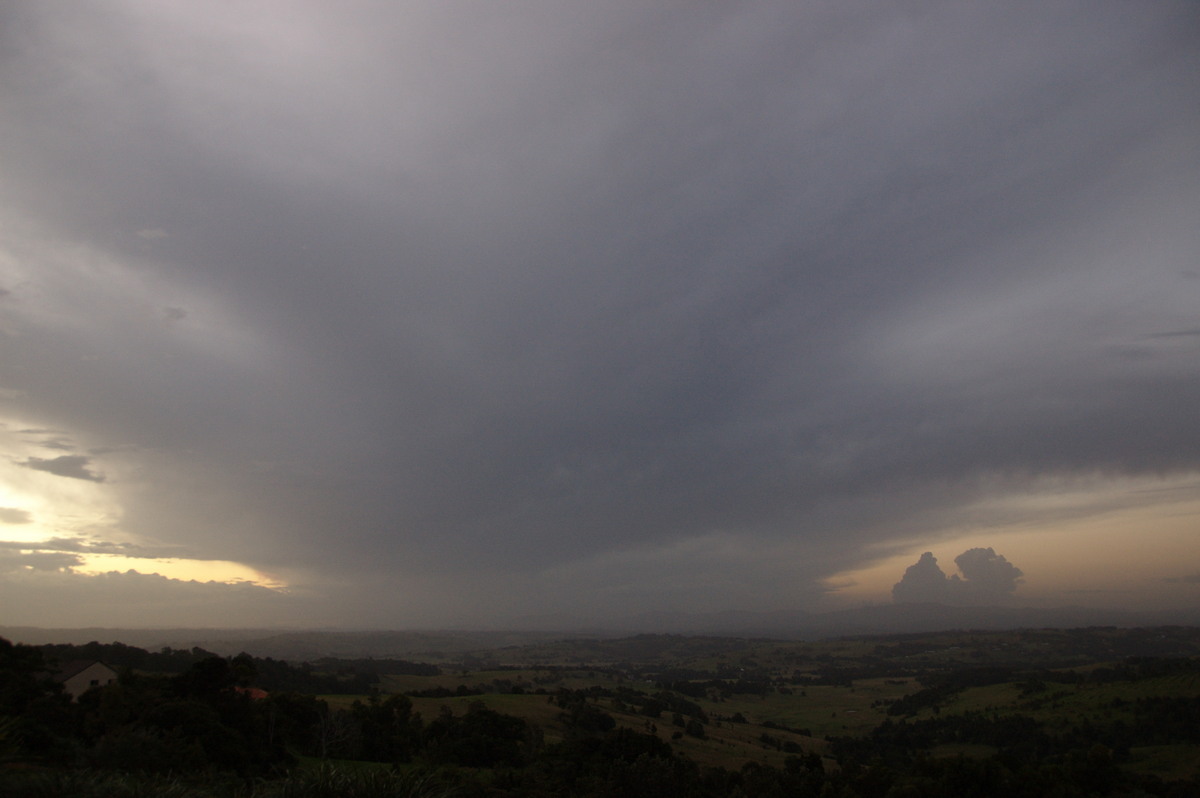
1123;744;1200;781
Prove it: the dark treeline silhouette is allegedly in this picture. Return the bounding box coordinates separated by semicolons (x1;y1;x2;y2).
34;640;439;695
38;640;217;673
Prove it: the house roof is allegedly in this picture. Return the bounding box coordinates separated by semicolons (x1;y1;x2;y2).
54;659;115;681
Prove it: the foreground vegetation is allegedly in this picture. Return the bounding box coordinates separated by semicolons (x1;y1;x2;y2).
3;626;1200;796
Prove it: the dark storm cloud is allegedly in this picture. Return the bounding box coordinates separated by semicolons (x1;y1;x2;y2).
1;1;1198;622
21;455;105;482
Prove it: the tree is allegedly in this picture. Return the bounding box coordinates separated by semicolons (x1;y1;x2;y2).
351;693;421;762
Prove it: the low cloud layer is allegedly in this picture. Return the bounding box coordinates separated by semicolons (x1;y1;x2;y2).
893;549;1025;605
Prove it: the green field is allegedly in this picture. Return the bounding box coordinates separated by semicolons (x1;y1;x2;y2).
9;626;1200;795
353;627;1200;780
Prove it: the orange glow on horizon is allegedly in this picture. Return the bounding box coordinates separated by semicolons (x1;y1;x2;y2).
825;476;1200;610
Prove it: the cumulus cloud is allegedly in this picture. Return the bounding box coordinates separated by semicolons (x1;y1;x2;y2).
20;455;105;482
893;548;1024;605
891;552;949;604
952;547;1025;601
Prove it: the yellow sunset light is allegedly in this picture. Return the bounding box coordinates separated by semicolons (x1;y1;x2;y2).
71;552;287;589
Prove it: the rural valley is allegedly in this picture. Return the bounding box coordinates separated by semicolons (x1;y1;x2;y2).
4;625;1200;796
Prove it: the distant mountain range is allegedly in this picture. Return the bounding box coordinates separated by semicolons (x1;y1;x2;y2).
5;602;1198;661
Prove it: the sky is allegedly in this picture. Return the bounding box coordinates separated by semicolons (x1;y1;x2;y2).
2;1;1199;630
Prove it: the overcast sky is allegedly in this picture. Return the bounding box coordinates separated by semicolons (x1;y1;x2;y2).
2;1;1199;629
